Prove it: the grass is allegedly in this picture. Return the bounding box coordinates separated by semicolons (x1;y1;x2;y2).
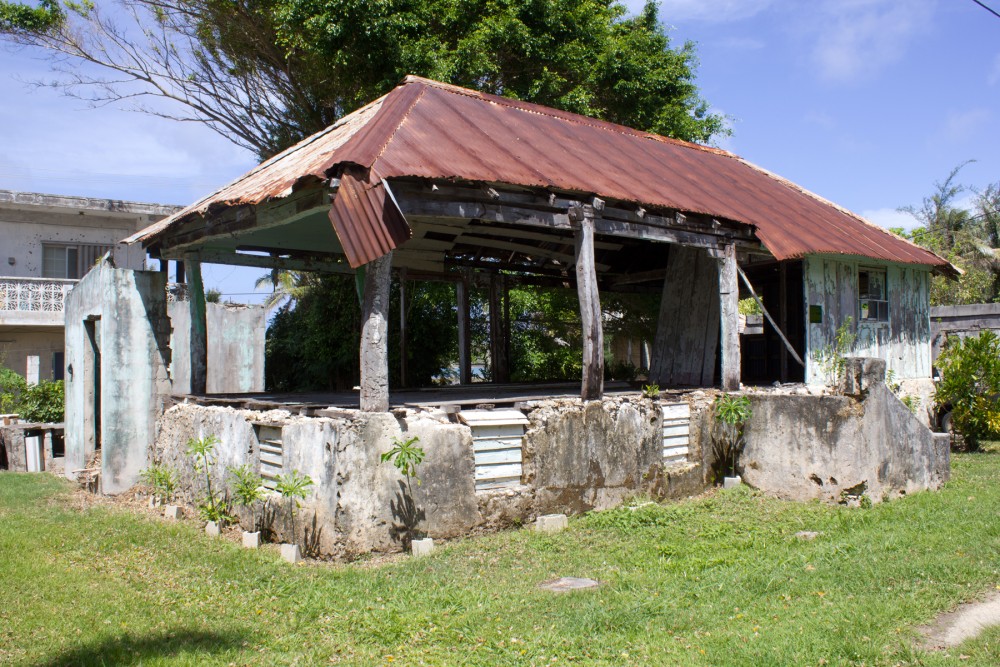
0;451;998;666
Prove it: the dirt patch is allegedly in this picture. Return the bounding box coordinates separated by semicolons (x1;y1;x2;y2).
918;591;1000;650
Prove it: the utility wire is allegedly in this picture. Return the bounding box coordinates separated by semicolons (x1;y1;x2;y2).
971;0;1000;20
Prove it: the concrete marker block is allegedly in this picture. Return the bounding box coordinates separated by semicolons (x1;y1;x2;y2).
205;521;221;537
723;475;742;490
242;531;261;549
411;538;434;557
163;505;180;520
535;514;568;533
280;543;301;563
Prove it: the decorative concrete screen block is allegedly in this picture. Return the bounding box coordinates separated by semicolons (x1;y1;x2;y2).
254;424;284;491
459;409;529;490
280;543;301;563
535;513;568;533
411;538;434;557
661;402;691;466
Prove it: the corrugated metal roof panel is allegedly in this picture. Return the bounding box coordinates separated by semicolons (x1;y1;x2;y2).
130;75;951;272
328;168;411;267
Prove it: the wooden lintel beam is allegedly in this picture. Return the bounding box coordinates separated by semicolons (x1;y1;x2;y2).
182;248;354;274
158;188;330;255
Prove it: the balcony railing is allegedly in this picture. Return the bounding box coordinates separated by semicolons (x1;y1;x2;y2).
0;277;77;314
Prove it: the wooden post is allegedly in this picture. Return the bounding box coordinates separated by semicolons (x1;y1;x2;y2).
399;268;408;388
779;262;789;382
575;203;604;400
715;244;740;391
186;256;207;395
489;273;510;383
457;277;472;385
361;252;393;412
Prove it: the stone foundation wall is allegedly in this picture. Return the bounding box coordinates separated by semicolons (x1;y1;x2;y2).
151;395;708;557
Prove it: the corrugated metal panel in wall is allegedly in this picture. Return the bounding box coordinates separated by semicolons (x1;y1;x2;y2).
662;402;691;466
459;409;528;490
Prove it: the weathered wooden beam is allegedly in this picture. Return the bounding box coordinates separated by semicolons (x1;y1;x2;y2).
712;244;741;391
457;277;472;385
489;273;510;383
184;248;355;274
399;268;408;388
186;256;207;395
780;262;789;381
158;187;330;255
360;252;393;412
576;203;604;399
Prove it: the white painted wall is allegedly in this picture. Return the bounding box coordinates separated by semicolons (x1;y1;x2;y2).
803;255;933;383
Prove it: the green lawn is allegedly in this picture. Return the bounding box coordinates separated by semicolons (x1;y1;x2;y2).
1;452;998;666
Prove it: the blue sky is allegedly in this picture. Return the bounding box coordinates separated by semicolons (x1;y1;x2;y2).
2;0;998;301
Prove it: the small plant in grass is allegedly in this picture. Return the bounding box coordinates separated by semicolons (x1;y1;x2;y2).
711;393;752;481
229;464;267;533
139;462;177;503
186;435;231;524
642;383;660;399
274;470;314;545
813;317;856;385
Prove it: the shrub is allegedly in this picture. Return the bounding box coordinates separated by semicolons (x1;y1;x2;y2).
935;331;1000;450
711;393;752;480
0;369;64;422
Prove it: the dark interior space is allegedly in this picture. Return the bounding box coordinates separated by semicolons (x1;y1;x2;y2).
740;260;805;385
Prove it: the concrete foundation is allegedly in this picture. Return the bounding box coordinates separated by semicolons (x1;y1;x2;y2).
738;358;949;503
149;394;708;558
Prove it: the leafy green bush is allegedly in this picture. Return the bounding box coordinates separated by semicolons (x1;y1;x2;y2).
711;393;752;480
0;368;64;422
935;331;1000;450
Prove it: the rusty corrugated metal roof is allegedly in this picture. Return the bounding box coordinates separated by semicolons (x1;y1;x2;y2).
328;167;411;266
130;75;951;271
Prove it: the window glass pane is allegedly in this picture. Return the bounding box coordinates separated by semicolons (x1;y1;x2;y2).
42;245;67;278
67;247;80;279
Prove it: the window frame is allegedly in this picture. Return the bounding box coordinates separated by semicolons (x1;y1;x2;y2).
857;267;889;323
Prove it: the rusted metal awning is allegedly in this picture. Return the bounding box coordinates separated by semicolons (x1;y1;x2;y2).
127;75;955;274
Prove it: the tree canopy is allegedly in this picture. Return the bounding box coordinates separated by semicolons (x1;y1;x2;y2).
2;0;727;158
893;164;1000;306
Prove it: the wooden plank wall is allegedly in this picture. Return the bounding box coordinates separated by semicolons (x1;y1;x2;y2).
649;245;720;386
803;256;931;383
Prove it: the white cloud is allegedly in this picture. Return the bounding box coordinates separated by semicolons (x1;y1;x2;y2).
989;53;1000;86
622;0;776;22
941;108;992;144
861;207;922;232
807;0;934;84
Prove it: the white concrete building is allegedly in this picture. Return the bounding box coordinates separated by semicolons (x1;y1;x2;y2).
0;190;180;382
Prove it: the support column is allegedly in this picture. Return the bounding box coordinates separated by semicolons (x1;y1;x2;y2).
186;256;208;395
399;268;408;388
715;244;740;391
574;203;604;400
360;252;393;412
779;262;789;383
489;273;509;383
457;277;472;385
